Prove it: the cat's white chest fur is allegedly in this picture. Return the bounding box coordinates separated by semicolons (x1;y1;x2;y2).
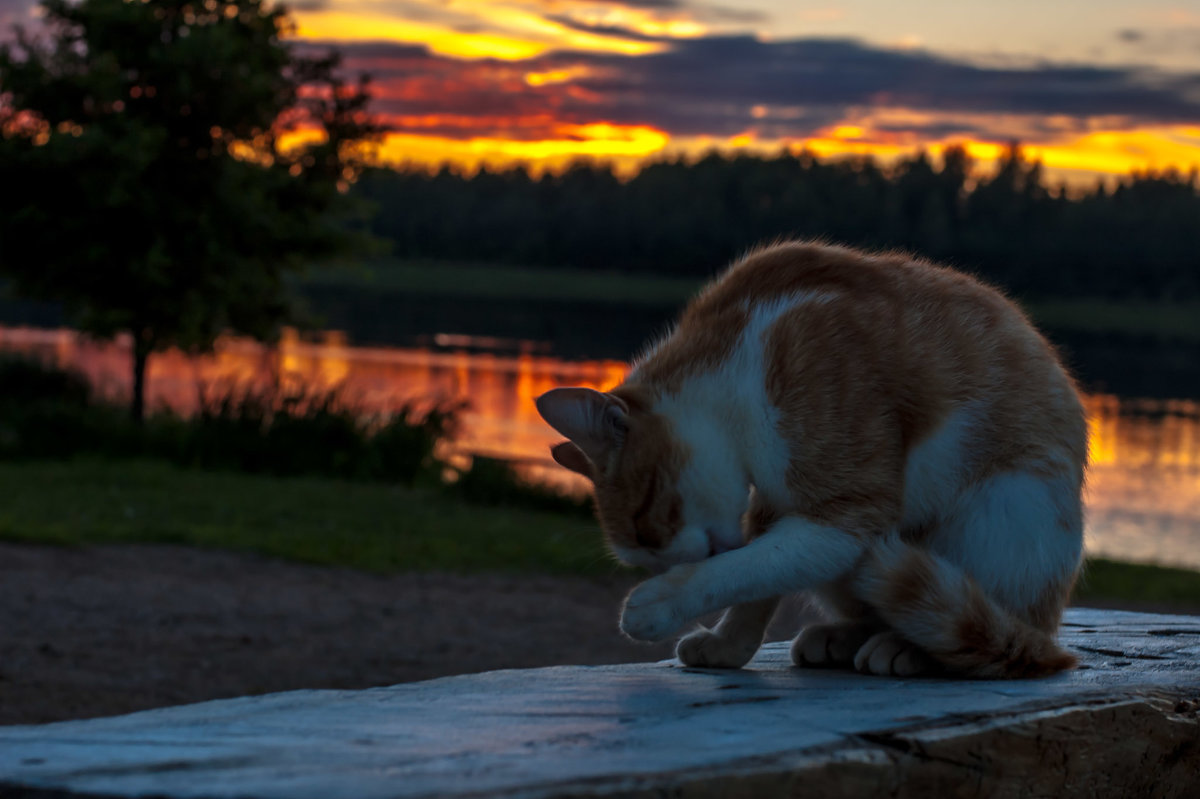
644;293;837;544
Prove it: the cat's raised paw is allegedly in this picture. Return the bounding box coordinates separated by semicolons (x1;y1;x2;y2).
676;628;757;668
853;631;937;677
620;568;696;641
791;621;879;668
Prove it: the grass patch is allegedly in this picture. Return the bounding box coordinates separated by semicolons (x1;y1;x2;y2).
0;458;617;576
3;458;1197;608
1074;557;1200;608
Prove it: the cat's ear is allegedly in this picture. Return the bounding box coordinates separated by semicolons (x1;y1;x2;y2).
535;387;628;463
550;441;596;480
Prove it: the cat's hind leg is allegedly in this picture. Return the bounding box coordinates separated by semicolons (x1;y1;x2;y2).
791;620;880;669
853;631;938;677
791;576;881;669
677;597;780;668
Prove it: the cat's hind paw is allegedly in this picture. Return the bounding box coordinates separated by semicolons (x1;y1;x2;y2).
791;621;880;668
676;628;758;669
853;631;937;677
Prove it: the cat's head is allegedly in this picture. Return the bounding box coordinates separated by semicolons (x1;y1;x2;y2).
536;386;746;570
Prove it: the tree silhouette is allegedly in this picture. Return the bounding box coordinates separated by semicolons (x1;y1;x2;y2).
0;0;383;419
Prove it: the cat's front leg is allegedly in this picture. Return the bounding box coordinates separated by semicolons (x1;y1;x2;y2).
620;562;703;641
676;597;781;668
620;518;864;641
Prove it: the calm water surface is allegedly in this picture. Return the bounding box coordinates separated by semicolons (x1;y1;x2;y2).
4;325;1198;570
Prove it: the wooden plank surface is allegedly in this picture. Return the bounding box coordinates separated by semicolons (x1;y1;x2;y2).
1;608;1198;799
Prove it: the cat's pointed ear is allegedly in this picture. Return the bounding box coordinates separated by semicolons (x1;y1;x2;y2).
550;441;596;481
535;387;627;463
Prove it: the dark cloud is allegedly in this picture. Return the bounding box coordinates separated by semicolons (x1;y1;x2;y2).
1116;29;1144;44
547;0;763;19
586;37;1200;122
541;14;671;43
576;0;765;20
310;35;1200;144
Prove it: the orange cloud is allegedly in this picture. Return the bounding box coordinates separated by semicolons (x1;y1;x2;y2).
293;3;667;60
556;4;707;39
524;66;596;87
295;12;553;60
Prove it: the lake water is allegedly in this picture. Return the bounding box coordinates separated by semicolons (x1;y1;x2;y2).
3;324;1199;570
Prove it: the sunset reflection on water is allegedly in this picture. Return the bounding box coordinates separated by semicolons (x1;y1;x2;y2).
3;325;1198;570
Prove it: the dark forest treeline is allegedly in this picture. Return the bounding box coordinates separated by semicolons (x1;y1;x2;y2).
353;145;1200;300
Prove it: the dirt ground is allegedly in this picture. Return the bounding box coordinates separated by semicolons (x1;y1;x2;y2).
2;542;1195;727
0;542;691;725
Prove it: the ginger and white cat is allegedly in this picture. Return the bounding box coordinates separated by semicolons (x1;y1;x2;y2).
536;241;1086;678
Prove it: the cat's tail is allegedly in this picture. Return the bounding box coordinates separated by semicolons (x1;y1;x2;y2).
854;537;1076;678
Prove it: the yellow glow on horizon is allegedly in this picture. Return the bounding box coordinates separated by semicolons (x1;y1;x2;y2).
484;123;669;158
952;140;1008;162
374;123;670;175
363;124;1200;187
792;136;916;162
830;125;866;139
1021;128;1200;177
791;128;1200;185
524;66;593;87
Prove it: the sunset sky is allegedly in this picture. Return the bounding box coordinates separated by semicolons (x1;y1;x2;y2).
5;0;1200;182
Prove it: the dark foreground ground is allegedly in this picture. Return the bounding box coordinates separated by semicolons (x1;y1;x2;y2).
2;542;1196;726
0;542;680;725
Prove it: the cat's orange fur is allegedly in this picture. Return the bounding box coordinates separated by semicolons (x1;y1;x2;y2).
537;241;1086;678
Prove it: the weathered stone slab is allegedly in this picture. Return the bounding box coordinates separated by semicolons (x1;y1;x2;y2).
1;608;1198;799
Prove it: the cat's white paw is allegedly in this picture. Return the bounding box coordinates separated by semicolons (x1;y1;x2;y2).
676;628;758;668
853;631;937;677
619;566;698;642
